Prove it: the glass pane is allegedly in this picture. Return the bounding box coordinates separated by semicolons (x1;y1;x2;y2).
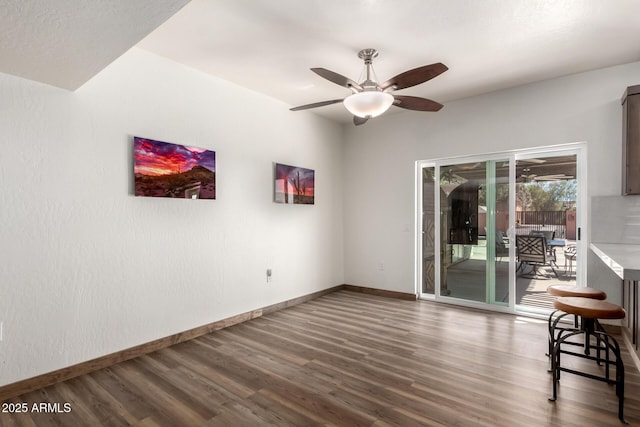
440;161;485;302
439;160;509;305
422;167;436;294
515;155;577;310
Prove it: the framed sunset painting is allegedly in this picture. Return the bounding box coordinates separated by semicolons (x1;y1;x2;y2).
134;136;216;199
274;163;315;204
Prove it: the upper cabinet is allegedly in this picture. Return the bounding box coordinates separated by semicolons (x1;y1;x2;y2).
622;85;640;195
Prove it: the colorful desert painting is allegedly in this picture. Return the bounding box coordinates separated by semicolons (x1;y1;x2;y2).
134;137;216;199
274;163;315;204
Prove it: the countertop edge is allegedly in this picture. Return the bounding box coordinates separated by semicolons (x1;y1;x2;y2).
590;242;640;281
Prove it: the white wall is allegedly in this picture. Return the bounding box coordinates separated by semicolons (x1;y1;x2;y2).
343;61;640;301
0;48;345;386
3;48;638;388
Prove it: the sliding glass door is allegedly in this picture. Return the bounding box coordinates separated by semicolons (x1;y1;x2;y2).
514;151;580;314
438;158;511;307
418;145;584;315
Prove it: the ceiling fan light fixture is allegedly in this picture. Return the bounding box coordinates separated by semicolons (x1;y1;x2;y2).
343;91;394;118
290;49;447;125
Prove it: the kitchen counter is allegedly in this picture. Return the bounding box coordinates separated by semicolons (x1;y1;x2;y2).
590;243;640;281
591;242;640;368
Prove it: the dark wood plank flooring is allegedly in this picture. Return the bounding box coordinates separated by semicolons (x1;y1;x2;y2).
2;290;639;426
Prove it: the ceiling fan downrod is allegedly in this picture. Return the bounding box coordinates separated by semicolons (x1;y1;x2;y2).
358;48;380;89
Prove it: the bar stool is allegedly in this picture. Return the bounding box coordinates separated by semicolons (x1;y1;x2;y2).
548;284;607;300
548;296;627;423
547;285;607;362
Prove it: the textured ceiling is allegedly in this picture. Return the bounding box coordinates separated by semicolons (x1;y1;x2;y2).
3;0;640;124
137;0;640;123
0;0;191;90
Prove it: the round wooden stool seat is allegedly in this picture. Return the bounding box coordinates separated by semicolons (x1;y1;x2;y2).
554;297;625;320
547;285;606;299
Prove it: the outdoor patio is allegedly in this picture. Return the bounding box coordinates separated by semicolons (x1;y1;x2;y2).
443;240;577;310
516;240;576;310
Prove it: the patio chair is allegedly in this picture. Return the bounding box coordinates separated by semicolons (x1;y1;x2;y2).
530;230;557;262
564;244;577;275
495;230;509;262
516;235;558;278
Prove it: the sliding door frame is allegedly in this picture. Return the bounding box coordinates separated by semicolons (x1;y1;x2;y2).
416;142;587;316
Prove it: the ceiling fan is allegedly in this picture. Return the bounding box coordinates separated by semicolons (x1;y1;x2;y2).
533;174;574;181
519;170;537;183
519;169;574;183
290;49;448;126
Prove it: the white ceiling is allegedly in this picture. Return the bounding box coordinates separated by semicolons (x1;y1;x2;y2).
0;0;191;90
4;1;640;123
137;0;640;123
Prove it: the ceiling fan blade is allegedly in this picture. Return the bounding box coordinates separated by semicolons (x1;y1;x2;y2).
380;62;448;91
290;99;343;111
535;174;573;181
519;158;547;164
353;116;369;126
311;68;362;91
394;95;443;111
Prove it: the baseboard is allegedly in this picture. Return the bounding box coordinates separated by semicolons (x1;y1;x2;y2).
262;285;344;315
342;284;418;301
621;328;640;374
0;285;344;402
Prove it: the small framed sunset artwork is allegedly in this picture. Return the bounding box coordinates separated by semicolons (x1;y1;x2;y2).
134;136;216;199
274;163;315;205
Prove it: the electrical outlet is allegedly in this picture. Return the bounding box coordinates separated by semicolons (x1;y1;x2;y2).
266;269;272;282
377;262;384;271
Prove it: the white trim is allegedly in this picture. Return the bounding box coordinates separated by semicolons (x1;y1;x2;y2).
508;152;517;309
415;142;587;314
414;161;421;296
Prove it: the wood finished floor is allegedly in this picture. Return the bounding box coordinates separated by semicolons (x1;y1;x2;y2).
2;290;639;426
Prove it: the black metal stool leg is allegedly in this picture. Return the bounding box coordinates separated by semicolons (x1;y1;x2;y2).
605;333;611;380
595;319;606;367
604;333;627;424
617;359;627;424
547;311;577;372
550;325;627;423
549;339;559;401
549;329;582;401
583;318;594;356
